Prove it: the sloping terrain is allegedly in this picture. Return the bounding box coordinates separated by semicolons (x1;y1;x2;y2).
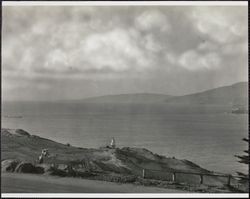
1;128;207;174
165;82;248;106
2;128;229;188
60;82;248;107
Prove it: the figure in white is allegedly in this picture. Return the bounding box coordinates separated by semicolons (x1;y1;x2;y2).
110;137;116;149
38;149;49;164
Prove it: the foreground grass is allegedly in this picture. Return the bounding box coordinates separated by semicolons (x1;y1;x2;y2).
1;173;187;193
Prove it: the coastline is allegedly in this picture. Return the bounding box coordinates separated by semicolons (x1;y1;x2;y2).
1;128;248;193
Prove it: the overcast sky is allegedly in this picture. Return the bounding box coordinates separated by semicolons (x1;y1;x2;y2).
2;5;248;101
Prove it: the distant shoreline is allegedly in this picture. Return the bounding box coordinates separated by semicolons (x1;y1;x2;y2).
2;81;248;104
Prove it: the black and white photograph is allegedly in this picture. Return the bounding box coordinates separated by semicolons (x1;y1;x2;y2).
1;1;249;198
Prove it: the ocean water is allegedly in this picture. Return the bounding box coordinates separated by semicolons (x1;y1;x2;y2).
1;101;248;174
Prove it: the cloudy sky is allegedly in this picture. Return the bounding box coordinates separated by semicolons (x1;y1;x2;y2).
2;5;248;101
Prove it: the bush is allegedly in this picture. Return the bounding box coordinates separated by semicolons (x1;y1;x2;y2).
15;162;44;174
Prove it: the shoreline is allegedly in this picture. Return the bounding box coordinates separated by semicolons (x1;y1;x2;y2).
1;128;248;193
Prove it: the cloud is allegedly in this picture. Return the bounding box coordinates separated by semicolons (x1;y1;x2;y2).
165;49;222;72
44;49;70;72
143;34;163;52
197;41;219;52
5;6;247;76
190;6;248;44
2;7;163;77
42;27;156;74
178;50;221;71
135;9;171;33
2;5;248;101
73;28;151;72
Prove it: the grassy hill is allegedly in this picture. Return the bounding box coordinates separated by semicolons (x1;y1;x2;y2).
1;128;207;173
60;82;247;107
165;82;248;106
1;128;232;189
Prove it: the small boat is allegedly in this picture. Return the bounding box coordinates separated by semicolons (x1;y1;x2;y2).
4;115;23;118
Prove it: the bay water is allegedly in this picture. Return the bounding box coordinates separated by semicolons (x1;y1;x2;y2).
1;101;248;174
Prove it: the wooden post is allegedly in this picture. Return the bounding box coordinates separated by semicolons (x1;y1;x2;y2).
142;169;145;178
227;175;231;186
200;174;203;184
172;172;176;182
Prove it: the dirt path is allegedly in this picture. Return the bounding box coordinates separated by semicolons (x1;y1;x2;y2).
1;173;187;193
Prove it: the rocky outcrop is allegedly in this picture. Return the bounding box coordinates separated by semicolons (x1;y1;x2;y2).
1;129;13;137
1;159;20;172
2;159;43;174
14;129;31;137
1;128;30;137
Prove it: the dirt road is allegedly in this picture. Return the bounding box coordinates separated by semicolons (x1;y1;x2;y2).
1;173;186;193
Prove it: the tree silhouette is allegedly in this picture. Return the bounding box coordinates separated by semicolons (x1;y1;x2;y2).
235;138;249;184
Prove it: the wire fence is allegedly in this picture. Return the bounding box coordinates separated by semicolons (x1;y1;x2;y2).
140;167;243;188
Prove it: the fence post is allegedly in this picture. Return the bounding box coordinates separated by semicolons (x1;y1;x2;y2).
142;169;145;178
172;172;176;182
227;175;231;186
200;174;203;184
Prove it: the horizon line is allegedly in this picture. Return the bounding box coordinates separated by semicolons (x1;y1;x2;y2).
2;81;247;103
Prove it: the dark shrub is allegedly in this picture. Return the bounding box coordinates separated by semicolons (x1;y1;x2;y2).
15;162;44;174
2;159;20;172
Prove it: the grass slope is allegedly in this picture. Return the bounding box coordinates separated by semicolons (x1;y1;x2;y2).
2;128;229;187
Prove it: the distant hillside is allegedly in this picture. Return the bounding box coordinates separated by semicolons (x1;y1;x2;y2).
165;82;248;106
63;82;247;106
73;93;173;104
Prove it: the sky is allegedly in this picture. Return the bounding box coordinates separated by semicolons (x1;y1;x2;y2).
2;5;248;101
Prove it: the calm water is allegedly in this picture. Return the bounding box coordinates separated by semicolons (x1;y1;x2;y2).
1;101;248;174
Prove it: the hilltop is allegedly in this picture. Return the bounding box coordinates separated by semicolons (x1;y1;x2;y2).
165;82;248;106
2;128;245;193
2;82;247;108
57;82;247;107
1;128;209;175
